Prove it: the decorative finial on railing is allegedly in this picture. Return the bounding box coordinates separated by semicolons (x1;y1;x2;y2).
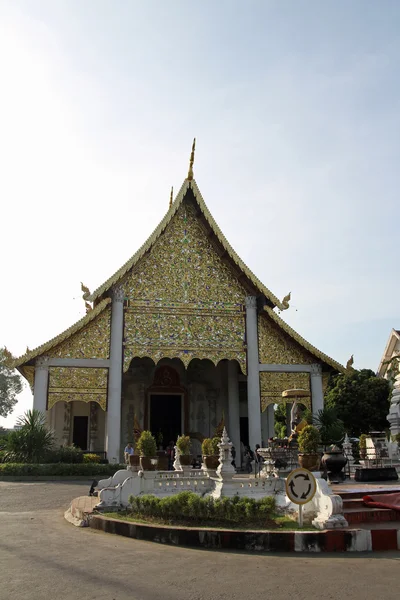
169;186;173;208
187;138;196;181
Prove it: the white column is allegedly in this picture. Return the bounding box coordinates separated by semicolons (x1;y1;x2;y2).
310;364;324;418
33;358;49;414
267;404;275;440
228;360;241;467
106;286;124;463
245;296;262;450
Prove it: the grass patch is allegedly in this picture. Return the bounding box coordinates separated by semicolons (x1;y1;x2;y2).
101;510;316;531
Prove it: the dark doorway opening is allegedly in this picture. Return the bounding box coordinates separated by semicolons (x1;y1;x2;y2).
240;416;249;448
73;416;88;450
150;394;182;449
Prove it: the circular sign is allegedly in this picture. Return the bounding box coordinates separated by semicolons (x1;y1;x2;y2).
285;468;316;505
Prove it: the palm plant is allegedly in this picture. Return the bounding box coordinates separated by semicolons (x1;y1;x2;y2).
4;409;55;463
312;407;345;449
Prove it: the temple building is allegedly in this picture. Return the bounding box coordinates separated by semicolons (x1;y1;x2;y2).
13;142;345;462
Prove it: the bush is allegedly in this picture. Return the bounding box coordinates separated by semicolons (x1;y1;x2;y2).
136;431;157;457
176;435;191;455
0;450;6;463
127;491;276;525
201;437;220;456
83;453;101;463
45;445;84;464
3;410;55;463
298;425;321;454
0;463;125;477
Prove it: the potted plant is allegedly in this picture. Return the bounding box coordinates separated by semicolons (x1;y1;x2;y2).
136;430;157;470
202;437;220;470
176;435;192;466
297;425;321;471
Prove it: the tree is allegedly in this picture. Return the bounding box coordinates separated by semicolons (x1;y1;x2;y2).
324;369;391;437
3;409;55;463
0;347;23;418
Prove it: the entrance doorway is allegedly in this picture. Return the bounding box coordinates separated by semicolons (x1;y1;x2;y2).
150;394;182;449
72;416;88;450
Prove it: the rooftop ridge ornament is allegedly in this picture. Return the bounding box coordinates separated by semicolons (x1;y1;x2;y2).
281;292;291;310
169;186;173;208
187;138;196;181
346;355;354;370
81;282;91;298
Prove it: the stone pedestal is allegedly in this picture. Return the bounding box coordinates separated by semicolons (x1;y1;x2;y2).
388;372;400;436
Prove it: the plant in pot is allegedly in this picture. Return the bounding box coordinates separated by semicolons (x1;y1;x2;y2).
136;430;157;471
359;434;367;460
297;425;321;471
202;437;220;470
176;435;192;466
313;407;347;482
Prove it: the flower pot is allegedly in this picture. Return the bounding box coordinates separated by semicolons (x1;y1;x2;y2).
157;455;169;470
140;456;158;471
128;455;140;467
298;453;320;471
203;455;219;470
321;449;347;483
179;454;192;466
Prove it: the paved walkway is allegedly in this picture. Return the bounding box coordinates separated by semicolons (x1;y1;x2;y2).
0;481;400;600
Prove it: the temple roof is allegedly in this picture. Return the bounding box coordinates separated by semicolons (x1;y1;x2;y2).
86;179;285;310
12;298;111;368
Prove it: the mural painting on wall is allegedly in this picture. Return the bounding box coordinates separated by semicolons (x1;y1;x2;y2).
122;203;247;372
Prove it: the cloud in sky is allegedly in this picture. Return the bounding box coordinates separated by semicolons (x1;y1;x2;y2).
1;0;399;425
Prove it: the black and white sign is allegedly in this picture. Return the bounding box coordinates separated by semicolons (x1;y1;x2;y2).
285;468;316;505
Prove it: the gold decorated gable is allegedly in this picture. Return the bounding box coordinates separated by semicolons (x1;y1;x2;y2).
258;313;316;365
260;372;311;410
122;201;247;372
47;307;111;360
48;367;108;410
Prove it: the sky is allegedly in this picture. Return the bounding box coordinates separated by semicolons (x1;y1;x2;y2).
1;0;399;427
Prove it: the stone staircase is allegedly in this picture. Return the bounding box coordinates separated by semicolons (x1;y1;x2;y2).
338;489;400;525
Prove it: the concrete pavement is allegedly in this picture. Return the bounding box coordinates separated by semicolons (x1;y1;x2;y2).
0;481;399;600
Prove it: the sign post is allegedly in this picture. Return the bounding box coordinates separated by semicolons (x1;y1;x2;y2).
285;467;317;528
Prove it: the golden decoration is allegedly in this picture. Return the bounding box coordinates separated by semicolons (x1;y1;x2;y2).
122;202;247;372
48;367;108;410
81;282;91;297
187;138;196;181
281;292;291;310
47;306;111;360
169;186;173;209
258;314;316;365
346;355;354;370
12;299;111;368
87;179;285;310
85;302;93;314
260;371;311;412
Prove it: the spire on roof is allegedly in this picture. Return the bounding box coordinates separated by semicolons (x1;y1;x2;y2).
187;138;196;181
169;186;173;209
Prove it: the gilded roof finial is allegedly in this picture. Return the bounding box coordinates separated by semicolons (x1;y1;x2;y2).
169;186;173;208
281;292;291;310
187;138;196;181
346;355;354;370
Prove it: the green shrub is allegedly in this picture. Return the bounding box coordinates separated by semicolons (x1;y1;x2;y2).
136;431;157;457
3;410;55;463
83;453;101;464
298;425;321;454
176;435;191;455
127;491;276;524
201;437;220;456
0;450;6;463
45;445;84;464
0;463;125;476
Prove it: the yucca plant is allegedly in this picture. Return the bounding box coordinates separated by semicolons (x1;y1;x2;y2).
4;409;55;463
